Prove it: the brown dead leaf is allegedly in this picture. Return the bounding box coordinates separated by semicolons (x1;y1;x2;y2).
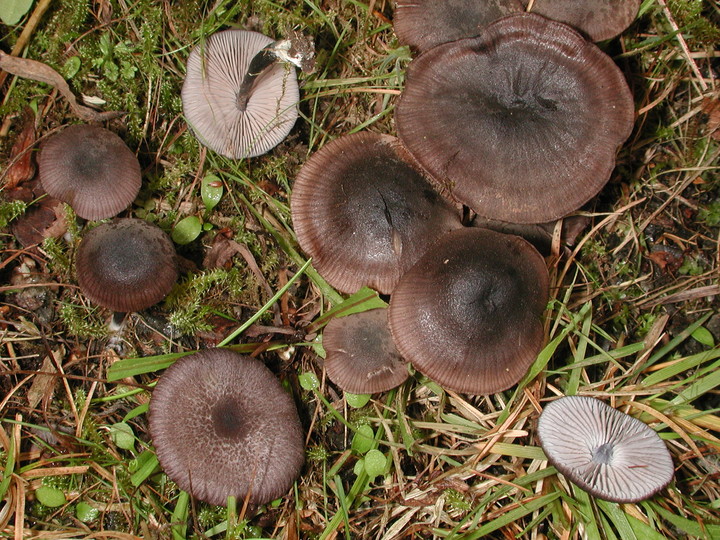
27;351;60;410
11;197;67;248
3;110;36;189
701;97;720;141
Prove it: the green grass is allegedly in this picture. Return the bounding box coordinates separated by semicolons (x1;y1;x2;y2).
1;0;719;538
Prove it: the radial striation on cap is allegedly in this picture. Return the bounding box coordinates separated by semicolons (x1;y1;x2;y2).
526;0;642;42
76;218;178;313
291;131;462;294
182;29;300;159
395;13;635;224
38;125;141;220
323;309;410;394
394;0;524;53
537;396;675;503
148;349;305;507
388;227;549;395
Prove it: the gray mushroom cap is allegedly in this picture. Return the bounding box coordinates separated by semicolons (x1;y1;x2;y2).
148;349;305;507
291;131;462;294
537;396;675;503
182;29;300;159
323;309;410;394
395;13;635;224
76;218;178;313
39;125;141;220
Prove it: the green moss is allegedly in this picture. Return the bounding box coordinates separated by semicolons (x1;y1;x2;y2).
58;303;108;338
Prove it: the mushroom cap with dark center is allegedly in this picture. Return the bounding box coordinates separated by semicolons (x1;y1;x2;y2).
388;227;549;395
526;0;641;42
323;309;410;394
76;218;178;313
394;0;524;53
38;125;141;220
148;349;305;507
537;396;675;503
395;13;635;224
291;132;462;294
182;29;299;159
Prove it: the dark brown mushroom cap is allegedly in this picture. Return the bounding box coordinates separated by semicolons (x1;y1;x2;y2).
76;218;178;313
526;0;641;42
394;0;524;53
323;309;410;394
291;132;462;294
148;349;305;507
182;29;299;159
38;125;141;220
388;227;549;395
537;396;675;503
395;13;635;224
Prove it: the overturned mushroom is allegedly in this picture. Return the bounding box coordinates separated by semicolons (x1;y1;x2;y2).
149;348;305;507
291;132;462;294
39;125;141;220
537;396;675;503
182;29;313;159
395;13;635;224
388;227;549;395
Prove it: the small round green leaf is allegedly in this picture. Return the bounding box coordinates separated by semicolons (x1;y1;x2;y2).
691;326;715;348
36;485;66;508
76;501;99;523
63;56;82;79
0;0;33;25
109;421;135;451
299;372;320;391
172;216;202;245
351;425;374;455
363;449;387;480
345;393;371;408
201;174;224;212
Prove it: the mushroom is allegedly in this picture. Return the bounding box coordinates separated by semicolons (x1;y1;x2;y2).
182;29;311;159
388;227;549;395
395;13;635;224
537;396;675;503
394;0;525;53
148;348;305;507
525;0;642;42
75;218;178;322
323;309;410;394
291;131;462;294
38;125;141;220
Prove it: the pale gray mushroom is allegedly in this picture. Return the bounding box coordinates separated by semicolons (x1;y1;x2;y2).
182;29;306;159
537;396;675;503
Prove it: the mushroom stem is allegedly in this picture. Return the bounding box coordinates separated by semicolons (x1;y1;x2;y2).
109;311;127;332
236;37;313;112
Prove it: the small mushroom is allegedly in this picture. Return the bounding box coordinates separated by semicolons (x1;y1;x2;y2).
395;13;635;224
525;0;642;42
182;29;308;159
394;0;524;53
38;125;141;220
537;396;675;503
75;218;178;316
291;131;462;294
388;227;549;395
148;348;305;507
323;309;410;394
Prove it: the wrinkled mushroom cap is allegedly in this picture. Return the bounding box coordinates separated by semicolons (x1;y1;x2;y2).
323;309;410;394
537;396;675;503
149;349;305;507
394;0;524;53
395;13;635;224
182;29;300;159
388;227;549;395
39;125;141;220
526;0;641;42
291;132;462;294
76;218;178;313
